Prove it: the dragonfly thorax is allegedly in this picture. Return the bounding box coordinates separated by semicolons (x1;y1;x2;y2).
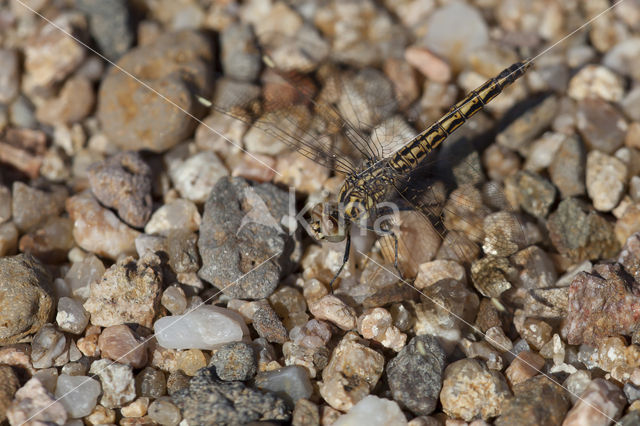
308;163;395;243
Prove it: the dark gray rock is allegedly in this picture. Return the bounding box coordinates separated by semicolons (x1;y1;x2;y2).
75;0;133;60
198;177;294;299
171;367;290;425
209;342;256;382
88;151;153;228
386;334;446;416
0;254;54;345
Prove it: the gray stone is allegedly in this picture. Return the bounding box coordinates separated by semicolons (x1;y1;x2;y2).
171;367;290;424
198;177;294;299
386;335;446;416
209;342;256;381
87;151;153;228
75;0;133;60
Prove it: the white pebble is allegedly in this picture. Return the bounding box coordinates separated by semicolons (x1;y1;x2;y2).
154;305;249;350
333;395;407;426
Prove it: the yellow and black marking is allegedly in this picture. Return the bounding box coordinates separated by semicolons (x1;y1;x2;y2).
388;60;530;174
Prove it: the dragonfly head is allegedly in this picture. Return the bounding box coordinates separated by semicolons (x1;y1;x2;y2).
309;202;349;242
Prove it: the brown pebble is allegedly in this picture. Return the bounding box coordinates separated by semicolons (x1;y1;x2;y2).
98;324;148;368
505;351;545;388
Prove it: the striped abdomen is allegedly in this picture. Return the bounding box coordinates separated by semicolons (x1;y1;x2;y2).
388;60;531;174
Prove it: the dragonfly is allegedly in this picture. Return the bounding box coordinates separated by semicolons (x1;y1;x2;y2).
308;60;531;286
209;50;531;290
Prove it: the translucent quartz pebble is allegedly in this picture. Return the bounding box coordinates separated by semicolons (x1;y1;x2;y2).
333;395;407;426
254;366;313;405
55;374;101;418
154;305;249;350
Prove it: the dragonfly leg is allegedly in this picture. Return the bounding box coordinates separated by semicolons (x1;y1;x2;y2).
328;232;351;293
373;220;404;281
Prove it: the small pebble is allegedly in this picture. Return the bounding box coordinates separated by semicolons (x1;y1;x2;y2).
309;295;357;330
121;397;150;418
220;22;261;81
0;48;20;103
97;30;213;152
171;366;290;424
357;307;407;352
83;253;162;328
7;377;67;425
547;198;619;263
12;181;67;232
75;0;134;60
319;333;384;411
292;398;320;426
197;177;291;299
548;135;586;198
504;351;545;387
161;285;188;315
567;64;625;102
209;341;256;381
564;263;640;345
85;404;116;425
89;359;136;408
64;254;105;301
386;335;445;416
517;318;553;351
414;260;465;290
255;365;314;405
23;13;86;92
0;365;19;423
405;46;451;83
35;76;95;125
54;374;101;418
562;379;626;426
136;367;166;398
0;254;54;345
66;191;140;259
98;324;148;368
88;151;153;228
576;98;627;154
144;198;201;236
148;397;182;426
440;359;511;421
168;151;229;204
176;349;208;376
495;375;569;426
253;301;288;344
333;395;407;426
423;2;488;69
154;305;249;350
586;150;628;212
56;297;90;334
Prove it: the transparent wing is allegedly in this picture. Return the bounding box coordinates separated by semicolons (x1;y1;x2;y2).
208;73;359;175
379;135;528;280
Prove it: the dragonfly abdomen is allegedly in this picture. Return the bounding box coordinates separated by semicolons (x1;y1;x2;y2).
388;60;531;174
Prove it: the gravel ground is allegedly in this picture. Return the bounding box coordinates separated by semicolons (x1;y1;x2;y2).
1;0;640;425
